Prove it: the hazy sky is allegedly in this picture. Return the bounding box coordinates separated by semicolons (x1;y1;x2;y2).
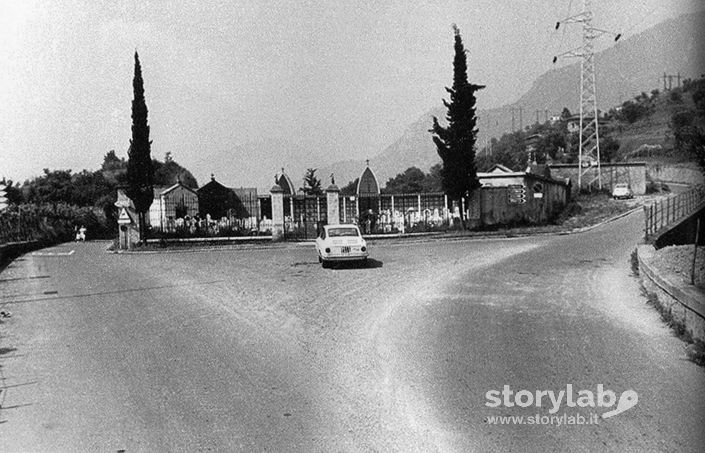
1;0;702;185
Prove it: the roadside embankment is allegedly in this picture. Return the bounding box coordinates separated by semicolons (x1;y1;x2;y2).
647;163;705;186
637;244;705;345
0;241;44;272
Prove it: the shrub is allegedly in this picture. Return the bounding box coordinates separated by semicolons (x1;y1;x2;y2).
692;88;705;114
619;101;649;123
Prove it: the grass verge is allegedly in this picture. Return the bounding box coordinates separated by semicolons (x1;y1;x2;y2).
642;288;705;366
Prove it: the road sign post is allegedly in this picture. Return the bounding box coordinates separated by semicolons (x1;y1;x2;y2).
507;184;526;204
0;184;8;211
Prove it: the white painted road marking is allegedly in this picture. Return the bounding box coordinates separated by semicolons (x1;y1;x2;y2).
31;249;75;257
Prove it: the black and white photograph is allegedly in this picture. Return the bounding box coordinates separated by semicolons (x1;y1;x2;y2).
1;0;704;451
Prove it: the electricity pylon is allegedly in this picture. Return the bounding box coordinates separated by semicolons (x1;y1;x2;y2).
554;0;621;191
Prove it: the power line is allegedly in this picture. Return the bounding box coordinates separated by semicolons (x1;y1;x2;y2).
553;0;621;192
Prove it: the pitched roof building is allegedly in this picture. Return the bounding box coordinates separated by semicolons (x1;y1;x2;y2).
197;175;259;219
275;168;296;195
356;162;380;196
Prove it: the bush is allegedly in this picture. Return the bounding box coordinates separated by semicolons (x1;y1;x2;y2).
647;180;671;194
619;101;650;123
550;200;582;225
693;88;705;114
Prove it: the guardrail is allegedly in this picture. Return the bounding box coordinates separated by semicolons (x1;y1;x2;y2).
644;184;705;240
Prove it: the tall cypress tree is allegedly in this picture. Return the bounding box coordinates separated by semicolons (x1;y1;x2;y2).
126;52;154;241
430;25;484;226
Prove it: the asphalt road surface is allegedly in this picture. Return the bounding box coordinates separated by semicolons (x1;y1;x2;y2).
1;210;703;452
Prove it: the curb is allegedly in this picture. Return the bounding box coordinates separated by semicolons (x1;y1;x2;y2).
104;206;644;253
636;245;705;318
567;206;643;234
636;244;705;343
112;243;290;255
0;241;46;271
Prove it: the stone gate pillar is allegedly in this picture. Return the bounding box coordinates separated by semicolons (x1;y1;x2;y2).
270;184;284;241
326;183;340;225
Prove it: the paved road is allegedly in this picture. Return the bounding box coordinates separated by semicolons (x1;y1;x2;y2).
0;211;703;452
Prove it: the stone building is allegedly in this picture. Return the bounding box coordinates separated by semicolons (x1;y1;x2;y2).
197;175;258;220
148;182;199;229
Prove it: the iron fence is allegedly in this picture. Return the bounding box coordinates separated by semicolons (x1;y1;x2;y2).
644;184;705;240
150;215;269;238
339;192;454;234
283;195;328;240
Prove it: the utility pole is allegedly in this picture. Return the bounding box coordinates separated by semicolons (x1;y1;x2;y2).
554;0;621;192
662;72;682;90
519;106;523;131
486;115;491;156
511;107;516;131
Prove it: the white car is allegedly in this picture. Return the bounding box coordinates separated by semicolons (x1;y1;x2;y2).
315;224;369;267
612;183;633;199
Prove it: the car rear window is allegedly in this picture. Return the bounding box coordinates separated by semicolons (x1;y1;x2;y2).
328;227;359;237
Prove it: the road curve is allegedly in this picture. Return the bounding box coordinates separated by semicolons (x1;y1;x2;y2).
0;211;703;452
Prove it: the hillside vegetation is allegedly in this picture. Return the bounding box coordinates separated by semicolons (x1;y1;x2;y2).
475;77;705;172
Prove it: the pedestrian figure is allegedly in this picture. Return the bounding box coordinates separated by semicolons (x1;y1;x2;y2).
78;225;87;242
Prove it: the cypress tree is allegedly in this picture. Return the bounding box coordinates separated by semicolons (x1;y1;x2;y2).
430;25;484;226
126;52;154;241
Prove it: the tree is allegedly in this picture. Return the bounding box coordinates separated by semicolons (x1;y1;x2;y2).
383;167;426;193
382;166;444;193
101;150;124;172
300;168;323;196
101;150;127;185
125;52;154;242
430;25;484;226
340;178;359;196
618;100;649;123
152;158;199;189
536;128;568;161
672;109;705;169
23;169;75;205
0;178;23;205
71;170;113;207
599;136;620;163
424;164;443;192
693;87;705;114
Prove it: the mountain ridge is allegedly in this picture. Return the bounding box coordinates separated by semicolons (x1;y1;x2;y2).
319;11;705;187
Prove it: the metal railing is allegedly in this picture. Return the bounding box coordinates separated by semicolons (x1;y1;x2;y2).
150;216;268;238
644;184;705;240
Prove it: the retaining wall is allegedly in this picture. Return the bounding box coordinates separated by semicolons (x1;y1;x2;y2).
637;244;705;343
646;163;705;186
549;163;647;195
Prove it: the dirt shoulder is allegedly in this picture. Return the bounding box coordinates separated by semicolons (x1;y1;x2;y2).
648;244;705;291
